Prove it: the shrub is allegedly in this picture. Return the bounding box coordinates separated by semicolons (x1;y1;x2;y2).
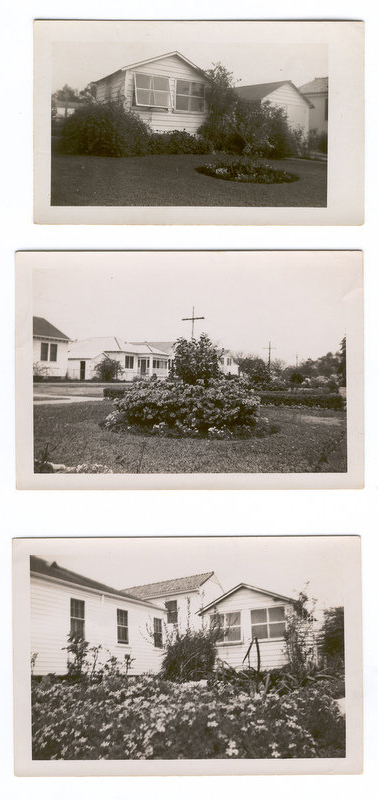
258;391;344;410
93;356;123;382
103;387;128;400
196;153;298;184
103;378;260;437
148;130;211;155
319;607;345;666
58;101;151;157
171;335;222;385
161;629;218;682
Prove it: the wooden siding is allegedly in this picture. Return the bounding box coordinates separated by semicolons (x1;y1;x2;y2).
263;83;310;134
33;338;68;378
203;586;291;671
95;70;126;104
30;575;165;676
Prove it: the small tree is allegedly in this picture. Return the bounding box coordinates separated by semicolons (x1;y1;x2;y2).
236;356;271;389
284;588;318;682
198;62;239;149
320;607;344;667
337;336;346;387
170;334;222;385
290;371;305;387
93;356;122;382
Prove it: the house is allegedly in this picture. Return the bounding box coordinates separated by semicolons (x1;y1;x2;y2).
52;99;82;120
125;572;224;632
92;51;211;134
132;341;240;377
30;556;166;676
198;582;313;671
67;337;170;381
33;317;70;378
299;77;328;136
236;80;313;136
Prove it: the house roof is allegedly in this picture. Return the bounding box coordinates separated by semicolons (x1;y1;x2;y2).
131;341;175;354
236;80;313;108
299;77;328;95
198;582;295;615
93;51;208;85
125;571;215;600
33;316;70;341
30;556;162;608
67;338;168;360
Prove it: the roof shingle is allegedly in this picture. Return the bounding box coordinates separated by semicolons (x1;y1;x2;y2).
33;316;70;341
125;571;214;599
299;77;328;95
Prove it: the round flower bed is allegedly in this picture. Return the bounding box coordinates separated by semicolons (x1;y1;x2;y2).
196;155;299;184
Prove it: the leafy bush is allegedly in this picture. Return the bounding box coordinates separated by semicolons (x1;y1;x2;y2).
171;335;222;385
58;101;151;157
258;391;344;410
148;130;211;155
319;607;345;666
161;629;218;682
196;153;298;184
103;377;260;437
93;356;123;382
103;387;128;400
32;674;345;760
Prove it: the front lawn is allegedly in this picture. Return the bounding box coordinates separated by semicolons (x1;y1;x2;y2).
51;153;327;207
34;400;347;473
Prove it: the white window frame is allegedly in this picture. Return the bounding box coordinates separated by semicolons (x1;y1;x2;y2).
175;79;205;114
133;72;171;109
250;606;286;641
125;355;134;370
116;608;129;644
210;611;242;645
153;617;163;648
70;598;85;639
165;600;178;625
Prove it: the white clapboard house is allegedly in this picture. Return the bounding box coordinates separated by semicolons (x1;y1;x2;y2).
30;558;315;677
33;317;71;378
93;51;211;134
299;77;328;136
236;80;313;137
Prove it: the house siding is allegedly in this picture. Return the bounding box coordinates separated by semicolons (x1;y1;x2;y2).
263;83;310;135
67;351;169;381
306;93;328;135
95;70;126;104
33;338;69;378
30;575;165;676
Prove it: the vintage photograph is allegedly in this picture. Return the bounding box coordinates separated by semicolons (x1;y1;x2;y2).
34;20;364;224
15;251;364;489
13;535;362;775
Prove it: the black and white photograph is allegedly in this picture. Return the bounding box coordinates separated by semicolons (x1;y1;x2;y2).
16;250;363;489
13;535;362;775
34;20;364;225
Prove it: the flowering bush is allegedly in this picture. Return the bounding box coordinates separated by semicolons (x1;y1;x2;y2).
102;378;260;437
196;154;299;184
32;675;345;760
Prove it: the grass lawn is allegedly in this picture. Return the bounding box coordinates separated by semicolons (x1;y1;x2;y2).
34;400;346;473
51;153;327;207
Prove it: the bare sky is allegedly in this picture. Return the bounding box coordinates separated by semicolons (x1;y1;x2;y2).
33;252;358;365
51;21;327;92
33;536;356;609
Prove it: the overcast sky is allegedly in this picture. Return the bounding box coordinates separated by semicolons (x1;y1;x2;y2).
33;252;357;365
32;536;356;609
51;21;327;92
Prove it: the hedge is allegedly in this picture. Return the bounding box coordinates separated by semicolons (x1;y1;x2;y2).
103;387;128;400
258;392;344;410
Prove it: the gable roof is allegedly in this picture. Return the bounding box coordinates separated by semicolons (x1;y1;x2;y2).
67;338;169;360
125;571;215;600
198;582;295;615
93;51;208;85
236;80;313;108
30;556;162;608
131;341;175;354
33;316;70;342
299;77;328;95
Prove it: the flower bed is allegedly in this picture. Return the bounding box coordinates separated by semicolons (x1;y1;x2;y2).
32;674;345;760
196;154;299;184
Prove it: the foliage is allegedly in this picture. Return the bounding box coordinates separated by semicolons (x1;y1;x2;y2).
93;356;123;382
234;101;302;159
308;129;328;155
31;674;345;760
62;633;90;680
198;62;240;150
290;371;305;386
170;335;222;385
58;101;151;157
337;337;346;387
258;391;344;410
161;628;219;682
103;377;261;437
196;153;298;184
103;387;128;400
237;357;272;389
320;607;345;665
148;130;211;155
283;589;319;687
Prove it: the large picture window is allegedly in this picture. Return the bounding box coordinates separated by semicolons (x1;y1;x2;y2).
70;598;85;638
251;606;286;640
211;611;241;643
117;609;129;644
134;73;170;108
175;80;205;112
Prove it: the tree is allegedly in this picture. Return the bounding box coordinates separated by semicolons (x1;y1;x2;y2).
236;356;271;389
170;334;222;385
198;62;240;150
337;336;346;386
320;607;344;665
290;371;305;387
93;356;123;382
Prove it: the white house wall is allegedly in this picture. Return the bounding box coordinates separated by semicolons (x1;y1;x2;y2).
263;83;310;135
30;576;165;676
95;70;126;104
307;93;328;135
33;338;69;378
202;587;291;671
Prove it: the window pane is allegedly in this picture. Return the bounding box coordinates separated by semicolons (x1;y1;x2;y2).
251;608;267;624
176;95;189;111
135;73;151;89
251;623;268;640
226;626;241;641
153;76;169;91
269;621;286;638
50;344;57;362
153;91;170;107
136;88;154;106
40;342;48;361
177;80;190;95
269;606;285;622
226;612;241;627
117;626;128;644
191;82;204;98
190;97;204;112
117;609;128;626
71;599;84;619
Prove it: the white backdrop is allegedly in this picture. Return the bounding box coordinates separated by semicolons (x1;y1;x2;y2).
1;0;377;798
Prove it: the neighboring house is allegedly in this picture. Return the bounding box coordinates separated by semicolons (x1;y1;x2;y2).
67;337;170;381
52;100;82;120
132;341;240;377
299;77;328;136
92;51;211;133
30;556;166;677
33;316;70;378
199;582;314;671
125;572;224;632
236;80;313;136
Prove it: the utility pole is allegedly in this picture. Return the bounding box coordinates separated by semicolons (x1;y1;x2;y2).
263;340;277;372
295;353;299;368
181;306;205;339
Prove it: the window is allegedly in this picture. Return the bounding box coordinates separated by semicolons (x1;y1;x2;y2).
227;357;232;366
251;606;286;640
165;600;178;624
134;73;170;108
117;609;129;644
125;356;134;369
175;80;205;112
50;343;57;362
70;598;85;638
153;617;163;648
152;359;167;370
211;611;241;643
325;97;328;121
220;358;224;365
40;342;49;361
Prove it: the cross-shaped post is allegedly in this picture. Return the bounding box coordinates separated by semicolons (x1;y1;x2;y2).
263;340;277;372
181;306;205;339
